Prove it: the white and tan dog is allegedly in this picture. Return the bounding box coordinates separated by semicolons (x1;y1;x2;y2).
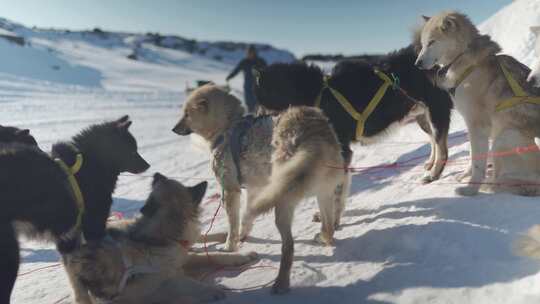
65;173;257;304
416;11;540;196
173;84;347;294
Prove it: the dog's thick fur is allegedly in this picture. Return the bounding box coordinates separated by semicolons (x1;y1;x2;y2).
255;46;453;183
173;84;346;294
417;11;540;196
0;143;80;304
66;173;257;304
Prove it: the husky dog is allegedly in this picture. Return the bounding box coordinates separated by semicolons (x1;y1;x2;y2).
66;173;257;304
52;115;150;242
416;11;540;196
0;125;38;147
254;47;453;184
173;84;346;294
51;116;150;302
528;26;540;86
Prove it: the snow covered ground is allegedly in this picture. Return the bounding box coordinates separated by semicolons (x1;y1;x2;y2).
5;1;540;303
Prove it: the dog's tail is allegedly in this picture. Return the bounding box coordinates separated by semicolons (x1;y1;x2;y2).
254;62;324;111
514;225;540;260
249;149;316;216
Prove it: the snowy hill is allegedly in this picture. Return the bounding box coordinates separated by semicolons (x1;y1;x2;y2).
0;17;295;91
5;3;540;303
479;0;540;66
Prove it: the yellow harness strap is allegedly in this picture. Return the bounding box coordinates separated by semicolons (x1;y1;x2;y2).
495;62;540;111
54;154;85;228
452;64;477;91
314;70;393;140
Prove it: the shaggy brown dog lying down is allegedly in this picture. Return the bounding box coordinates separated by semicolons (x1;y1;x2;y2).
65;173;258;304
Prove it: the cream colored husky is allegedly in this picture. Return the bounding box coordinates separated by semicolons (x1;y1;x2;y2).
416;11;540;196
173;84;346;294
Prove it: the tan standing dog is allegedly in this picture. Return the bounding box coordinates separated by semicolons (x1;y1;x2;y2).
65;173;257;304
173;84;346;294
416;11;540;196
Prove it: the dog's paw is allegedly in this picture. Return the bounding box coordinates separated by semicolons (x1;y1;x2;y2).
312;212;321;223
456;169;472;182
455;185;479;196
223;239;239;252
271;279;290;295
314;232;334;246
421;174;435;184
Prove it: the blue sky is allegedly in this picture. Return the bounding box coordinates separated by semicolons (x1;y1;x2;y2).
0;0;510;56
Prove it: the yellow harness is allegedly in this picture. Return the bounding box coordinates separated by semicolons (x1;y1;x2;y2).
314;70;394;140
451;58;540;112
54;154;85;228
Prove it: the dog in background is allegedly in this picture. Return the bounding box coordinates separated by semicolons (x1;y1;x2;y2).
416;11;540;196
0;125;38;147
66;173;257;304
173;84;346;294
254;48;452;184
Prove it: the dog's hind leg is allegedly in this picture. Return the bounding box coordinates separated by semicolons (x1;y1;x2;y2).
272;202;295;295
313;144;352;224
187;251;258;268
425;104;450;183
0;224;18;304
223;189;241;252
332;172;350;230
416;111;435;169
315;189;336;246
239;189;258;242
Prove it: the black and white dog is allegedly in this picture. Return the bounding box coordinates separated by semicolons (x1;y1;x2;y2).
255;45;453;183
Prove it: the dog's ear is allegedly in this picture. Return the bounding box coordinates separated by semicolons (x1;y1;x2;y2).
117;115;130;123
117;119;132;130
15;129;30;136
531;26;540;37
152;173;167;188
441;16;457;32
422;15;431;23
189;181;208;205
140;197;159;217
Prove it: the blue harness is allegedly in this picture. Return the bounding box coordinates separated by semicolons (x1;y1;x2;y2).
212;115;257;184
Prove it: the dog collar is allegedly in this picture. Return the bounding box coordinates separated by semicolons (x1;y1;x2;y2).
447;64;477;96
